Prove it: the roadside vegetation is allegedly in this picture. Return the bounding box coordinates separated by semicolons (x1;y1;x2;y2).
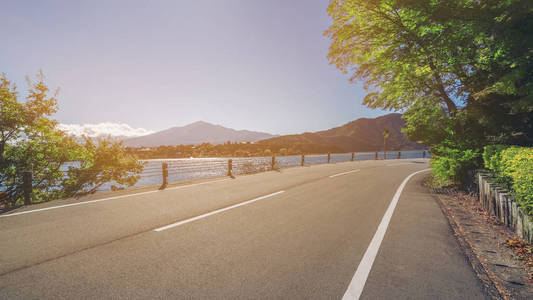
483;145;533;214
326;0;532;185
125;142;343;159
0;72;143;207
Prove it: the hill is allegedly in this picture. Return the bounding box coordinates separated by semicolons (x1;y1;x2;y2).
123;121;277;147
258;113;423;152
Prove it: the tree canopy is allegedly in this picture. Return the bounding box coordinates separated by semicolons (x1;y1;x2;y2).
0;72;143;207
326;0;533;182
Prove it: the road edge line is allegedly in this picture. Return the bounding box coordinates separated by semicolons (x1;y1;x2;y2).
0;178;231;218
342;168;431;300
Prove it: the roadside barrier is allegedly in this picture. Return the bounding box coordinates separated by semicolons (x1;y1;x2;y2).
150;150;429;190
478;171;533;244
20;150;430;197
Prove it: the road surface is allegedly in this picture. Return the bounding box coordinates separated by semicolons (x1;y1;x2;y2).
0;159;490;299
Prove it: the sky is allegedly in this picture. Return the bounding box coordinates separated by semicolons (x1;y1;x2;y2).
2;0;389;136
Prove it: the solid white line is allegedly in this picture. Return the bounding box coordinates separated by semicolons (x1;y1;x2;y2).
329;169;360;178
342;168;431;300
0;178;231;218
154;190;285;232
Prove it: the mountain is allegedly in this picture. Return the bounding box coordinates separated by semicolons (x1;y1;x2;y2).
123;121;277;147
258;113;424;152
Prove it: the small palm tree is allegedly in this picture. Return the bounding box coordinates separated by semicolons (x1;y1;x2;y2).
383;129;390;159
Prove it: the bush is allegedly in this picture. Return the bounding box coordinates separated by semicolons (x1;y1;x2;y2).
430;145;481;185
483;145;533;214
482;145;508;174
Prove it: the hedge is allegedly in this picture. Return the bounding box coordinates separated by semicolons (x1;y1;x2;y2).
483;145;533;214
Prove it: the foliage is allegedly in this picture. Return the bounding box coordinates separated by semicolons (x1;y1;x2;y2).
483;145;533;213
482;144;508;175
125;141;342;159
404;105;485;183
325;0;533;184
430;144;480;184
0;72;143;207
62;137;144;196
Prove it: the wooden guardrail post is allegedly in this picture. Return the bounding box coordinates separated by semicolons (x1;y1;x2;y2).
327;153;331;163
23;171;32;205
375;152;378;160
301;154;305;166
227;159;233;176
398;151;401;159
161;163;168;187
351;152;355;161
271;156;276;170
422;150;426;158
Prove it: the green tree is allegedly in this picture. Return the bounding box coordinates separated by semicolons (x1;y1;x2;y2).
0;72;143;207
62;137;143;195
326;0;533;183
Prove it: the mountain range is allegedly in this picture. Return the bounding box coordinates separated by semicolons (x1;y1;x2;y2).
123;121;277;147
258;113;423;152
123;114;424;151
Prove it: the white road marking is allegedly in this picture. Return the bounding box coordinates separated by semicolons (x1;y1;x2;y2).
154;190;285;232
329;169;360;178
0;178;231;218
342;168;431;300
165;178;230;190
386;162;412;167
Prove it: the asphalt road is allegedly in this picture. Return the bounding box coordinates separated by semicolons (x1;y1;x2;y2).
0;159;489;299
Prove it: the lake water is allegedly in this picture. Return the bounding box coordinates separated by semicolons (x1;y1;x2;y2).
98;150;428;192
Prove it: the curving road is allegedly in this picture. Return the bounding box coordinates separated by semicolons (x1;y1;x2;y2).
0;159;489;299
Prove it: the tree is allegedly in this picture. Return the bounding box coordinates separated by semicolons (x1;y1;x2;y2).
62;137;144;195
382;129;389;159
0;72;143;207
325;0;533;183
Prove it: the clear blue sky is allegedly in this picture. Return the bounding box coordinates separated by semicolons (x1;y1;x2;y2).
2;0;389;135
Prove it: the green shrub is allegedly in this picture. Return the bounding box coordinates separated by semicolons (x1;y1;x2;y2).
431;145;481;185
483;145;507;174
483;145;533;214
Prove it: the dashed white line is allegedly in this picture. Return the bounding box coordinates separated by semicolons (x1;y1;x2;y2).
0;178;231;218
342;168;431;300
154;190;285;232
386;162;412;167
329;169;360;178
165;178;230;190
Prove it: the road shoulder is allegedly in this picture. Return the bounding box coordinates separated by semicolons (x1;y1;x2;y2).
360;173;491;299
432;187;533;299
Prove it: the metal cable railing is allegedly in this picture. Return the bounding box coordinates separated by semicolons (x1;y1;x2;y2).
95;149;429;192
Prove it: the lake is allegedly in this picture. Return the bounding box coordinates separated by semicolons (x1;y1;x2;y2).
97;150;429;192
